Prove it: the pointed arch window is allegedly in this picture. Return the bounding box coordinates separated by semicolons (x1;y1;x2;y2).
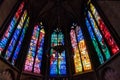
24;23;45;74
70;24;92;73
50;29;66;76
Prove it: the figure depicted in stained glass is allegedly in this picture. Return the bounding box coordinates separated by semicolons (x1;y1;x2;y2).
50;29;66;75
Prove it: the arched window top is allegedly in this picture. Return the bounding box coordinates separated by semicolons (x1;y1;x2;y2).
70;23;92;73
50;28;66;76
24;22;45;74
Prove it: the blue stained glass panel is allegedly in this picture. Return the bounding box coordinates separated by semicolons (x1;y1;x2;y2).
24;25;39;72
50;31;66;76
85;18;104;64
87;11;110;60
0;2;24;54
5;11;27;60
11;17;29;65
34;28;45;73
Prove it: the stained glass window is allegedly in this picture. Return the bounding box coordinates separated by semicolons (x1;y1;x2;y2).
24;23;45;74
87;11;110;60
50;29;66;76
89;3;120;54
0;2;25;55
85;18;104;64
70;24;92;73
11;17;30;65
34;28;45;73
5;10;27;60
85;2;120;64
70;27;82;73
0;2;30;66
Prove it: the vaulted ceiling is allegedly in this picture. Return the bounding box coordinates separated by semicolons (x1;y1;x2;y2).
28;0;84;32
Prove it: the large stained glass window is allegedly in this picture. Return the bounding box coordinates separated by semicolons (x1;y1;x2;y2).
0;2;25;54
87;11;110;60
90;3;119;54
85;2;120;64
24;23;45;74
70;24;92;74
85;18;104;64
50;29;66;76
5;10;27;60
0;2;30;65
11;17;30;65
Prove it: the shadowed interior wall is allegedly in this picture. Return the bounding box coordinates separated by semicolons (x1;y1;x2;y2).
0;58;19;80
0;0;17;27
97;1;120;38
